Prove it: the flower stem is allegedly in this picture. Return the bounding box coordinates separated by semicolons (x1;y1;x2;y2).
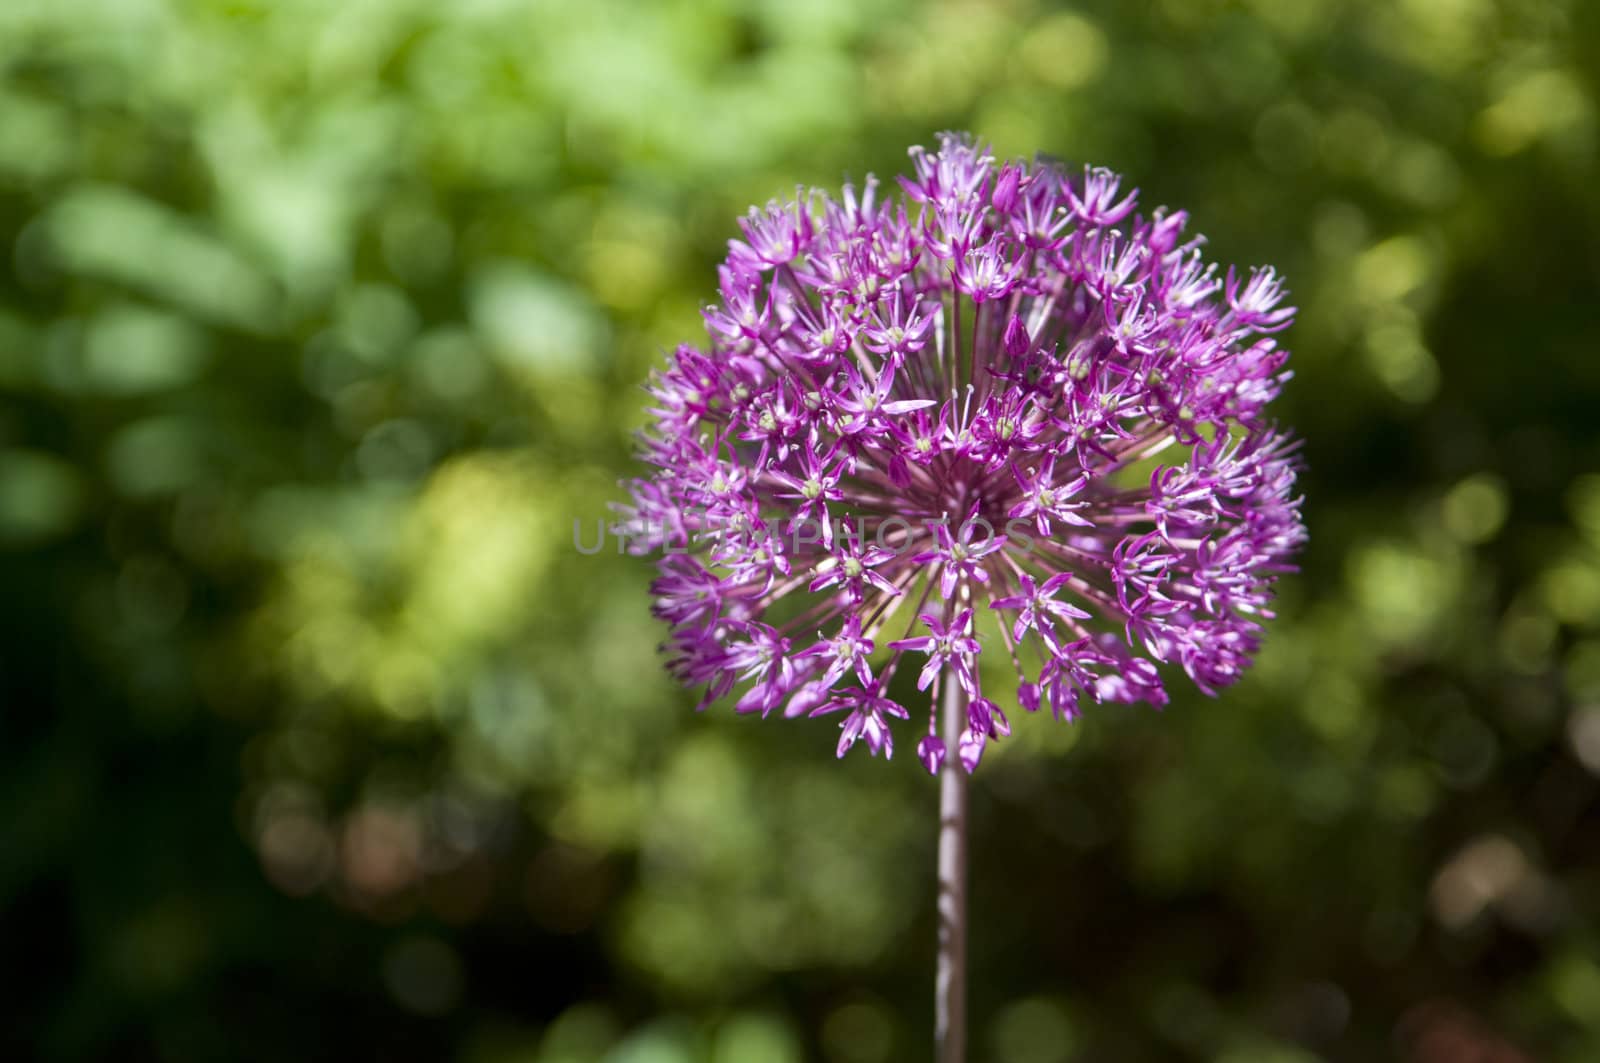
935;677;968;1063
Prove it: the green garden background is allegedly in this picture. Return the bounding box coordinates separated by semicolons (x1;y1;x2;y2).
4;0;1599;1060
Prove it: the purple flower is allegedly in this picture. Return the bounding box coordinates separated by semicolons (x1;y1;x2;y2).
727;622;794;717
954;235;1024;303
890;609;982;696
861;289;936;357
988;573;1090;651
796;614;877;689
813;681;909;760
625;133;1305;774
736;194;815;267
808;533;902;605
767;438;845;543
912;514;1007;600
1008;456;1092;536
1067;165;1138;227
834;362;937;437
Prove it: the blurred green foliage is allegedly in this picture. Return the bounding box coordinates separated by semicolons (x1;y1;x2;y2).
3;0;1599;1060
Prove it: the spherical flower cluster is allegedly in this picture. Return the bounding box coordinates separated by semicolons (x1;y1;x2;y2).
620;134;1306;774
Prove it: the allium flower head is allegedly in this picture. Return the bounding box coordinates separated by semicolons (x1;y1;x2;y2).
621;134;1306;774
